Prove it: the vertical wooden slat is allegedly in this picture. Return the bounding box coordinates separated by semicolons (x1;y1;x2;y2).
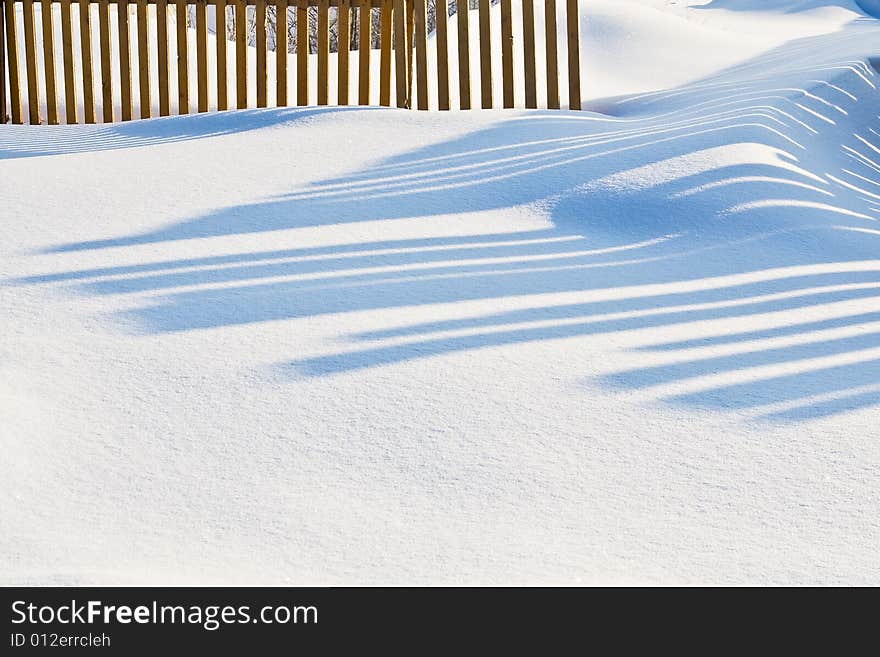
521;0;536;108
392;0;407;107
156;0;170;115
338;0;350;105
378;0;391;106
22;0;41;124
177;0;189;112
41;0;59;124
544;0;558;109
60;0;78;123
255;0;266;107
79;0;96;123
357;1;370;104
117;0;132;119
3;0;21;123
215;0;227;110
235;0;246;107
136;0;150;117
97;0;112;122
434;0;448;110
295;0;306;105
317;0;328;105
456;0;469;109
478;0;491;108
0;0;6;123
412;0;426;110
406;0;412;93
566;0;579;110
275;0;287;106
500;0;513;108
197;0;208;111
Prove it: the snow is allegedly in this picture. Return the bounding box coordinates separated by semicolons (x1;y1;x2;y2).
1;0;879;584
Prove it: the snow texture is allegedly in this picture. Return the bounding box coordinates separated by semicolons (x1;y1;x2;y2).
1;0;879;584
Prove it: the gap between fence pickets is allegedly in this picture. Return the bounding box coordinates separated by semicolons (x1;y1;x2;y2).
0;0;583;124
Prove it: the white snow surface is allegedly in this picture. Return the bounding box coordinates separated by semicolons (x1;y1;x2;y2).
2;0;880;584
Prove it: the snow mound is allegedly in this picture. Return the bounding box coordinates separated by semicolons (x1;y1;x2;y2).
2;1;880;585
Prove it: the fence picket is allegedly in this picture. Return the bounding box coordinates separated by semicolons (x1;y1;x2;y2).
97;0;112;122
156;0;170;115
317;0;329;105
521;0;536;108
22;0;41;123
406;0;412;98
478;0;490;108
379;0;391;106
42;0;60;123
255;0;266;106
412;0;426;110
79;0;96;122
434;0;448;110
59;0;78;123
501;0;513;108
338;0;350;105
456;0;469;109
275;0;287;106
392;0;407;107
136;0;150;117
197;0;209;111
236;0;247;107
566;0;579;110
4;0;21;123
296;0;307;105
0;0;5;123
358;2;370;104
115;1;134;121
544;0;558;109
176;0;188;112
214;0;226;109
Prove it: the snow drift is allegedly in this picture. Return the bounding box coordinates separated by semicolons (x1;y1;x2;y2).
1;1;879;585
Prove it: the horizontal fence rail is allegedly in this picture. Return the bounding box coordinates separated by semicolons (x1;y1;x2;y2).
0;0;582;124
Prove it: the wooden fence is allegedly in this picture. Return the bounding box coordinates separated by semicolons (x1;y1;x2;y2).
0;0;581;124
